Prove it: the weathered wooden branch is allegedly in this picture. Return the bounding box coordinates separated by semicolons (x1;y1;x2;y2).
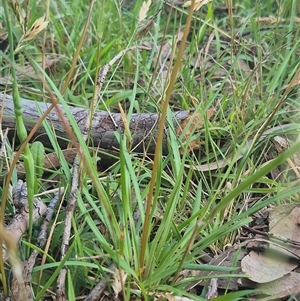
2;180;47;262
5;181;60;301
0;93;208;154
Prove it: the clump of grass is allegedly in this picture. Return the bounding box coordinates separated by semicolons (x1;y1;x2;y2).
0;0;299;300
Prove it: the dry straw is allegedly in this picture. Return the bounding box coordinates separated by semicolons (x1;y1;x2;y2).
15;15;48;53
183;0;212;11
135;0;157;41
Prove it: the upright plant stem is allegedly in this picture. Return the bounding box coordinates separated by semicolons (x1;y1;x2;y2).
140;0;197;278
60;0;96;95
3;0;35;238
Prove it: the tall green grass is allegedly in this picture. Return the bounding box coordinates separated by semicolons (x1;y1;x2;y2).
0;0;299;300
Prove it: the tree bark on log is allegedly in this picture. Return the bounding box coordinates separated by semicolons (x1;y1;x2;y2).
0;93;208;154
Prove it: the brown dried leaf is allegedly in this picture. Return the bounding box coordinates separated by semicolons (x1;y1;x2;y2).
241;250;297;283
269;203;299;229
269;205;300;257
256;272;300;299
177;108;216;151
241;205;300;284
273;136;289;153
0;57;61;85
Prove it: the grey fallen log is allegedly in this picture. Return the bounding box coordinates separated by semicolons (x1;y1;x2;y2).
0;93;200;154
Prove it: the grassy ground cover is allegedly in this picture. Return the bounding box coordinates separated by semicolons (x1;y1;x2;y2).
0;0;299;300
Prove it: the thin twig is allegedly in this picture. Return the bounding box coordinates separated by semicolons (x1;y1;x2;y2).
242;225;300;248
